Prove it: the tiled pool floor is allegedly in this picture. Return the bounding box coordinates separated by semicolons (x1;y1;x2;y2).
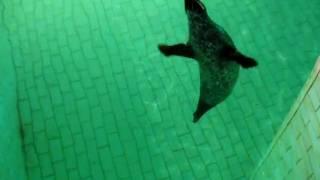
1;0;320;179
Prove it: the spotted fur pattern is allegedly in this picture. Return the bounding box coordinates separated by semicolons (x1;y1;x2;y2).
187;11;240;106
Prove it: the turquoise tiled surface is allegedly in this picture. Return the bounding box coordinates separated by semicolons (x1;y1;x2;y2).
252;59;320;179
1;0;320;179
0;21;26;179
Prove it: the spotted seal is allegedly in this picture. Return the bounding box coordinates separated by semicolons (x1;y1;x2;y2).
158;0;258;123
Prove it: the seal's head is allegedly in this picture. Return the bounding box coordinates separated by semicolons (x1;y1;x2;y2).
185;0;207;17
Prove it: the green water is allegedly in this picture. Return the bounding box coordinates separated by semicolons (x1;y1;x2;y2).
0;0;319;179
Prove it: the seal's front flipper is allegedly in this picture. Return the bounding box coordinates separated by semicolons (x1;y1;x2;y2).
193;99;214;123
233;53;258;68
221;46;258;68
158;43;195;59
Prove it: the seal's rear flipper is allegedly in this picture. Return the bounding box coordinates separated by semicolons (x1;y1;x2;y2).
221;46;258;68
193;99;213;123
158;43;195;59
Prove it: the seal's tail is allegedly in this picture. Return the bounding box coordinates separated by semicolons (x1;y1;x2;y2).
193;99;214;123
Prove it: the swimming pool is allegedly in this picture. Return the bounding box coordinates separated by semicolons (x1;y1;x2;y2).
0;0;319;179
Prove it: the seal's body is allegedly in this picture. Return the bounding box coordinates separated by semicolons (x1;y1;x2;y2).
158;0;258;122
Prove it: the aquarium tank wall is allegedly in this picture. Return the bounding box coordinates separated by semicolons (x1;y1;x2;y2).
0;0;319;179
251;58;320;180
0;26;26;180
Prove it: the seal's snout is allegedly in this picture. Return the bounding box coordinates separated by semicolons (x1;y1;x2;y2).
185;0;206;14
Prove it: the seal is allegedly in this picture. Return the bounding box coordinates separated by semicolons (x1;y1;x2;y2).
158;0;258;123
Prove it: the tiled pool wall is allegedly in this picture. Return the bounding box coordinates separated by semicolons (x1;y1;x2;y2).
251;57;320;179
0;26;26;179
1;0;320;179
